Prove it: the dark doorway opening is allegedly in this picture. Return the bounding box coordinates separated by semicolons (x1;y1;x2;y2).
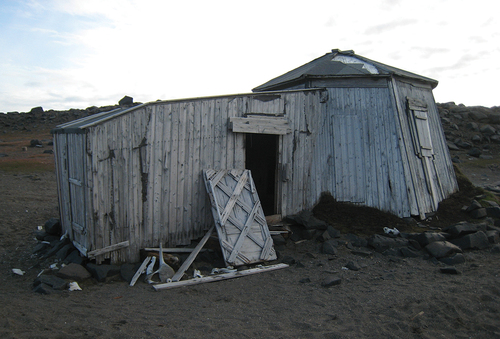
245;134;277;216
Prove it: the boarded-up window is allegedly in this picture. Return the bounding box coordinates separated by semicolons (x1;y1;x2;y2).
407;97;433;158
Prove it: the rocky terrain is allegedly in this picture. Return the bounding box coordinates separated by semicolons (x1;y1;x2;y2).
1;99;500;338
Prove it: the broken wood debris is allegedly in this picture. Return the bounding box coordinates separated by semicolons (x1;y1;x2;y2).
153;263;289;291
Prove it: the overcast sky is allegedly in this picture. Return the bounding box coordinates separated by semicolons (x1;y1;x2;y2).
0;0;498;113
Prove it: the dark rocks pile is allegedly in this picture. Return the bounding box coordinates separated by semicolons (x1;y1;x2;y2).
32;218;142;294
277;210;500;276
438;102;500;161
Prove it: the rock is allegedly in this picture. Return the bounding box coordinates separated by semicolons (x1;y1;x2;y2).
345;261;361;271
400;247;422;258
317;230;331;242
44;218;61;235
322;239;338;255
33;283;52;294
467;148;482;158
382;248;401;256
271;234;286;249
30;106;44;114
486;230;499;244
86;263;121;282
468;111;488;121
286;210;328;230
326;225;341;238
471;135;482;143
64;250;85;265
299;278;311;283
32;242;50;255
491;135;500;144
456;140;472;149
444;221;485;238
43;149;53;154
41;238;70;259
486;207;500;218
56;263;91;282
344;233;367;247
119;96;133;105
56;243;75;260
491;244;500;253
438;253;465;265
450;231;490;250
480;124;496;136
281;256;296;265
470;208;487;219
30;139;43;147
351;249;372;257
34;230;47;241
447;141;460;150
34;275;68;290
440;267;460;275
321;276;341;287
367;234;409;253
465;122;479;131
120;263;141;283
409;232;447;247
425;241;462;258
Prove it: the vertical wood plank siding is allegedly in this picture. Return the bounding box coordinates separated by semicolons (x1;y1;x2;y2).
391;78;458;216
54;85;456;263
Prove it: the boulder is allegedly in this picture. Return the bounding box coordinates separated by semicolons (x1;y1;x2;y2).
486;230;499;244
440;267;460;275
465;122;479;131
344;233;367;247
425;241;462;258
56;243;76;260
44;218;61;235
480;124;496;136
86;263;121;282
118;96;133;105
322;239;338;255
120;263;141;283
467;148;482;158
286;210;328;230
486;207;500;219
34;275;68;290
470;208;487;219
30;139;43;147
367;234;409;253
29;106;44;114
450;231;490;250
400;247;422;258
64;250;85;265
321;276;341;287
344;261;361;271
444;222;486;238
438;253;466;265
409;232;447;247
56;263;91;282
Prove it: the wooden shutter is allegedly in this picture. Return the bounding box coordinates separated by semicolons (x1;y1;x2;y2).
203;169;277;266
407;97;433;158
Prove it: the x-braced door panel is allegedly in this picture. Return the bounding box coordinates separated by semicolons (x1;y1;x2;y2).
203;169;277;266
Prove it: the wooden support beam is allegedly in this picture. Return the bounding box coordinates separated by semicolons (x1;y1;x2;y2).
143;247;207;253
129;256;152;287
170;226;215;282
153;263;289;291
87;240;130;258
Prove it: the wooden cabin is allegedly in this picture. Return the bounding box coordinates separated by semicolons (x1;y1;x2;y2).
52;49;458;263
253;49;458;219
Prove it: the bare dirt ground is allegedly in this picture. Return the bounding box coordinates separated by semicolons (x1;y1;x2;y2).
1;121;500;338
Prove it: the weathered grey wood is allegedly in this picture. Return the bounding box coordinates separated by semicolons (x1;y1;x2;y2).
170;225;214;282
143;247;207;253
87;241;130;258
129;256;152;287
204;169;277;266
153;263;289;291
229;117;291;135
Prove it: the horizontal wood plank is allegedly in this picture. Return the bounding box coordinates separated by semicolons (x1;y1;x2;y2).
153;263;289;291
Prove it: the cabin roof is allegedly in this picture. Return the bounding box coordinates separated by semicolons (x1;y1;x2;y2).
252;49;438;91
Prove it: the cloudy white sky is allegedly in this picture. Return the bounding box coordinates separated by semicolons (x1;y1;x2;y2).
0;0;498;113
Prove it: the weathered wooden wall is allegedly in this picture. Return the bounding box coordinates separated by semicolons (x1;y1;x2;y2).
67;90;325;263
390;77;458;216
